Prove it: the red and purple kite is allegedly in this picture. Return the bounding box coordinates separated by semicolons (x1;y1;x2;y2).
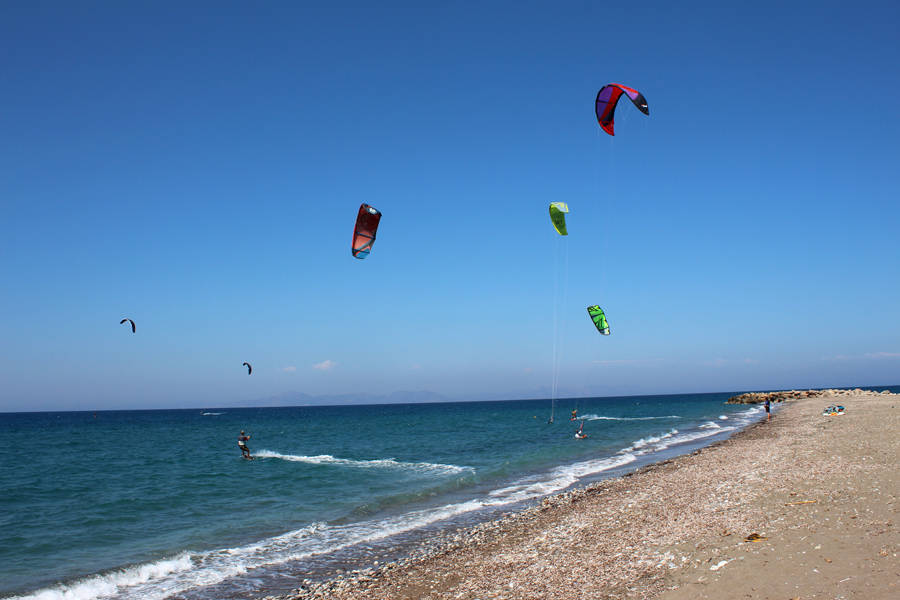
595;84;649;136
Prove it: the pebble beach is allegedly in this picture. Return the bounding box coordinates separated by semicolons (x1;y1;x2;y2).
267;389;898;600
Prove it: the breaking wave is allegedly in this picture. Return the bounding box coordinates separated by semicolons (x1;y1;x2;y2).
253;450;474;475
579;413;682;421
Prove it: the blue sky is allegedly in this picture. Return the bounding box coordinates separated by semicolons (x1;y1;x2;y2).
2;1;899;411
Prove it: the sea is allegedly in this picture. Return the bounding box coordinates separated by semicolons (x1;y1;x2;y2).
2;389;883;600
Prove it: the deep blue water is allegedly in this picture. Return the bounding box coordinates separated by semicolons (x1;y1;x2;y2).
5;389;889;600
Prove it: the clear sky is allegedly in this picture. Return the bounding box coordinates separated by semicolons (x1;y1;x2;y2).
2;1;899;411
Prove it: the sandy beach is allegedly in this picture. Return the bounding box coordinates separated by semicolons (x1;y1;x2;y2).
269;389;898;600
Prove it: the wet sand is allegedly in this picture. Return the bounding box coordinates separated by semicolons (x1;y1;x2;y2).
268;389;898;600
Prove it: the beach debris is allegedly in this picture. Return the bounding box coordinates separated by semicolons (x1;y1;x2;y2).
595;83;649;136
709;559;732;571
785;499;817;506
822;404;845;416
744;533;767;542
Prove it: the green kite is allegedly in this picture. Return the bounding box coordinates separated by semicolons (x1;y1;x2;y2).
587;306;610;335
549;202;569;236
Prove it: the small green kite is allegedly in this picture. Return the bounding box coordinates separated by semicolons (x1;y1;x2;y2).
586;306;610;335
549;202;569;236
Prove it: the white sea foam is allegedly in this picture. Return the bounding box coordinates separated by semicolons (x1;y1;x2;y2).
620;422;741;456
736;406;764;418
579;413;682;421
651;427;736;450
625;429;679;451
487;453;637;505
200;412;223;416
10;553;194;600
718;415;728;420
253;450;474;475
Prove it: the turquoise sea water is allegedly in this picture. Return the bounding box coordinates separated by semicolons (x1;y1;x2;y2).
4;389;891;600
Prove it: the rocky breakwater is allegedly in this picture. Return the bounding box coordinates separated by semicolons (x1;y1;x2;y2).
726;387;894;404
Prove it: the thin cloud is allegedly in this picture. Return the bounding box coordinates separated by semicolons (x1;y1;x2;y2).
312;360;336;371
701;358;728;368
282;366;297;372
824;352;900;361
592;358;661;366
699;357;758;367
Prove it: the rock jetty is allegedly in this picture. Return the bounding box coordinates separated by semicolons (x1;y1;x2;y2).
725;387;892;404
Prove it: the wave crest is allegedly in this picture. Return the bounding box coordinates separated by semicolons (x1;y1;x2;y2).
578;413;681;421
253;450;473;475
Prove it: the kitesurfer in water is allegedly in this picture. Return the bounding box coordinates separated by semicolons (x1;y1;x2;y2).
570;409;578;421
238;430;252;459
575;421;588;439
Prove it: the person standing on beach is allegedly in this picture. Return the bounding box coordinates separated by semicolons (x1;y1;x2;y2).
764;398;771;421
238;430;252;459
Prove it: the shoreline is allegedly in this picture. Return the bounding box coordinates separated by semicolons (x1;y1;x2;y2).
266;389;898;599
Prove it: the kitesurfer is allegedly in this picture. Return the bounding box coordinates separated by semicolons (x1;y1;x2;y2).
238;430;252;459
570;409;577;421
575;421;588;439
